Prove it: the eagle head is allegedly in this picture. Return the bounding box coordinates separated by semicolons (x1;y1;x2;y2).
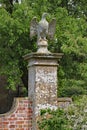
42;13;48;19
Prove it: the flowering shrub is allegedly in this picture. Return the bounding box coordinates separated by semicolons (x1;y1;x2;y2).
38;109;72;130
38;96;87;130
66;95;87;130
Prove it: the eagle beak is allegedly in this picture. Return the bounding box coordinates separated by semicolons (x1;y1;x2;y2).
43;12;49;16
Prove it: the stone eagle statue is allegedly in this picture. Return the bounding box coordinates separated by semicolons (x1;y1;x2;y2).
30;13;56;41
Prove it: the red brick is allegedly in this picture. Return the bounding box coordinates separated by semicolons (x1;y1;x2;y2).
0;98;33;130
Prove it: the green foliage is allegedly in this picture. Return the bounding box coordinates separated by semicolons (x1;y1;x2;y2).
38;96;87;130
38;109;71;130
66;95;87;130
59;86;86;97
0;2;36;91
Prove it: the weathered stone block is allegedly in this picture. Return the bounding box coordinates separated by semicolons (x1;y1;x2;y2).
24;53;63;114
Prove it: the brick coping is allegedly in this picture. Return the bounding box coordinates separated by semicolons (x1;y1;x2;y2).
58;97;72;102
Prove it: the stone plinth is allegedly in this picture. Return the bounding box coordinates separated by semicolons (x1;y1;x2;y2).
24;53;63;114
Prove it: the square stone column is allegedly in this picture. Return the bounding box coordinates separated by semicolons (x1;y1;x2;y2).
24;53;63;115
24;52;63;129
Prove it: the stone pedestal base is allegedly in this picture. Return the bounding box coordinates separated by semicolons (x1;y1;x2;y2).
37;40;50;54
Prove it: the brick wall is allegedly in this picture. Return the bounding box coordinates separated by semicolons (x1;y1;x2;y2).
0;97;72;130
0;97;33;130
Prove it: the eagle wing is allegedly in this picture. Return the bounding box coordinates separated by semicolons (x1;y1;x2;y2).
48;18;56;39
30;17;38;38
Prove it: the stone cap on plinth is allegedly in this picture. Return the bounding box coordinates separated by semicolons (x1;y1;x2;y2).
23;53;63;67
23;52;63;61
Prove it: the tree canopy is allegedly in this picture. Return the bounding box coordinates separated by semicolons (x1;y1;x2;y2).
0;0;87;97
